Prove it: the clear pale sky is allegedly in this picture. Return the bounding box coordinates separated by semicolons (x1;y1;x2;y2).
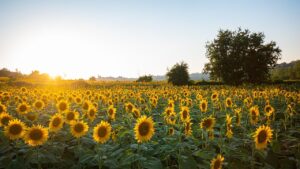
0;0;299;79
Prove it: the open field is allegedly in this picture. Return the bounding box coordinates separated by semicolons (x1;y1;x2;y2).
0;83;299;169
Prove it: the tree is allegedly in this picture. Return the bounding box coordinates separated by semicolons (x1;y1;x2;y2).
136;75;153;82
204;28;281;84
89;76;97;81
166;62;189;85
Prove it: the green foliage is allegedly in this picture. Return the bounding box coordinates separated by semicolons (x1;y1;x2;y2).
166;62;189;85
271;60;300;80
204;28;281;84
136;75;153;82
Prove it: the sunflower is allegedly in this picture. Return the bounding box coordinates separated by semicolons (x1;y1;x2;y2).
234;108;242;126
225;97;232;108
17;102;30;115
180;106;190;122
0;112;13;127
26;112;38;121
70;121;89;138
225;114;233;138
167;100;174;109
125;102;134;113
93;121;112;144
134;115;155;143
249;106;259;125
165;112;176;125
211;92;219;102
56;100;69;113
49;113;64;132
169;127;174;136
75;97;82;105
132;108;141;118
0;103;7;114
200;99;208;113
87;106;97;121
107;106;116;121
264;104;274;117
65;111;79;124
184;121;193;137
164;107;174;117
4;119;27;140
200;116;216;131
210;154;224;169
33;100;44;110
253;125;273;150
24;125;48;146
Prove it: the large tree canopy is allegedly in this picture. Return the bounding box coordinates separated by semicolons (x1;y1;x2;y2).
166;62;189;85
204;28;281;84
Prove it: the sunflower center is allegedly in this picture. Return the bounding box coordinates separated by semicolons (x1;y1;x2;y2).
258;130;267;143
83;103;89;110
203;119;212;129
35;102;42;108
213;159;221;169
201;103;206;110
74;123;84;133
138;122;150;136
9;124;22;135
109;109;114;115
0;106;4;112
89;110;95;116
1;117;11;125
97;127;107;137
182;111;187;119
128;105;133;111
227;100;231;106
59;103;67;111
19;105;27;112
52;118;61;127
29;129;43;141
67;112;75;120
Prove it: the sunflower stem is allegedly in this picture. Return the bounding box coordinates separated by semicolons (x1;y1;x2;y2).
97;144;103;169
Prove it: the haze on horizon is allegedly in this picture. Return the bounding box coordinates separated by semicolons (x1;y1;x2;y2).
0;0;299;79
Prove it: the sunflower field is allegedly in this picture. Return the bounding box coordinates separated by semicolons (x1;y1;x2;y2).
0;84;299;169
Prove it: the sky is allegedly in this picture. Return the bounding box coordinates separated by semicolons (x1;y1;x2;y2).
0;0;299;79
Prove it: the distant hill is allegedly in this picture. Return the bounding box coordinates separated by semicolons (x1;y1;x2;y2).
96;73;209;81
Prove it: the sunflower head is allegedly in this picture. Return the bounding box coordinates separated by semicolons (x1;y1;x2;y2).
4;119;27;140
93;121;112;144
24;125;48;146
56;100;69;113
33;100;44;110
87;106;97;121
184;121;193;137
132;108;141;118
134;115;155;143
0;112;13;127
65;111;79;124
210;154;224;169
200;99;208;113
125;102;134;113
0;103;7;114
253;125;273;150
49;113;64;132
200;116;216;131
107;106;116;121
17;102;30;115
225;97;232;108
180;106;190;122
70;121;89;138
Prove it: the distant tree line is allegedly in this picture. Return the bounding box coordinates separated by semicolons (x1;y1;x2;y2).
136;75;153;82
271;60;300;80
